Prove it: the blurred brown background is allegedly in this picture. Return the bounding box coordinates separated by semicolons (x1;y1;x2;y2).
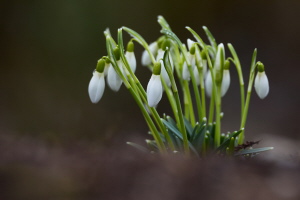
1;0;300;199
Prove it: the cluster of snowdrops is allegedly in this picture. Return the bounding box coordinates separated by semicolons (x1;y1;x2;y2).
88;16;272;157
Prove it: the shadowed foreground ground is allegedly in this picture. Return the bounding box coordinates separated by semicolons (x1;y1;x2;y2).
0;133;299;200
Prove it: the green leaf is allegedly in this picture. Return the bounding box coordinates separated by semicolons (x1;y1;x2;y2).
202;26;217;52
157;15;172;31
126;142;149;153
192;124;207;151
235;147;274;156
183;117;193;138
185;26;206;49
162;119;199;157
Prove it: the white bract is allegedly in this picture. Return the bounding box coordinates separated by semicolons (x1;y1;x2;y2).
221;69;230;97
147;74;163;107
125;51;136;73
254;71;269;99
88;71;105;104
107;61;123;92
214;43;225;71
141;42;158;66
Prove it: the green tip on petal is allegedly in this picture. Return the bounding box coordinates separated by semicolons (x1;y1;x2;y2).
96;58;106;73
153;62;161;75
127;41;134;52
256;61;265;72
113;46;121;60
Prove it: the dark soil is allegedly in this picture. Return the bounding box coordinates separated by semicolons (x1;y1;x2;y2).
0;133;299;200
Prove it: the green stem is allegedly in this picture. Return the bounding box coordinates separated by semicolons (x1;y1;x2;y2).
163;49;189;154
183;81;196;126
238;49;257;144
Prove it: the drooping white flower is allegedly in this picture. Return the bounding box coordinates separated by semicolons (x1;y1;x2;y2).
141;41;158;66
107;60;123;92
147;74;163;107
254;71;269;99
221;69;230;97
88;71;105;104
125;51;136;73
205;70;213;97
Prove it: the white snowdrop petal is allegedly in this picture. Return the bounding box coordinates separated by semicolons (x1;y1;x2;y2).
221;70;230;97
254;72;269;99
125;51;136;73
104;63;110;76
205;70;213;97
182;61;190;80
88;71;105;103
160;60;171;87
141;42;158;66
147;75;163;107
193;67;200;85
107;64;122;92
156;49;164;60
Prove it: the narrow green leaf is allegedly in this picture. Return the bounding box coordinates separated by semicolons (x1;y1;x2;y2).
202;26;217;52
192;124;207;151
185;26;206;49
235;147;274;156
126;142;149;153
162;119;199;156
183;117;193;138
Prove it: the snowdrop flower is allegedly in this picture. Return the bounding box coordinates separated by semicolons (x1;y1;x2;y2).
141;41;158;66
254;62;269;99
125;41;136;73
221;60;231;97
88;59;106;103
147;62;163;107
107;47;123;92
